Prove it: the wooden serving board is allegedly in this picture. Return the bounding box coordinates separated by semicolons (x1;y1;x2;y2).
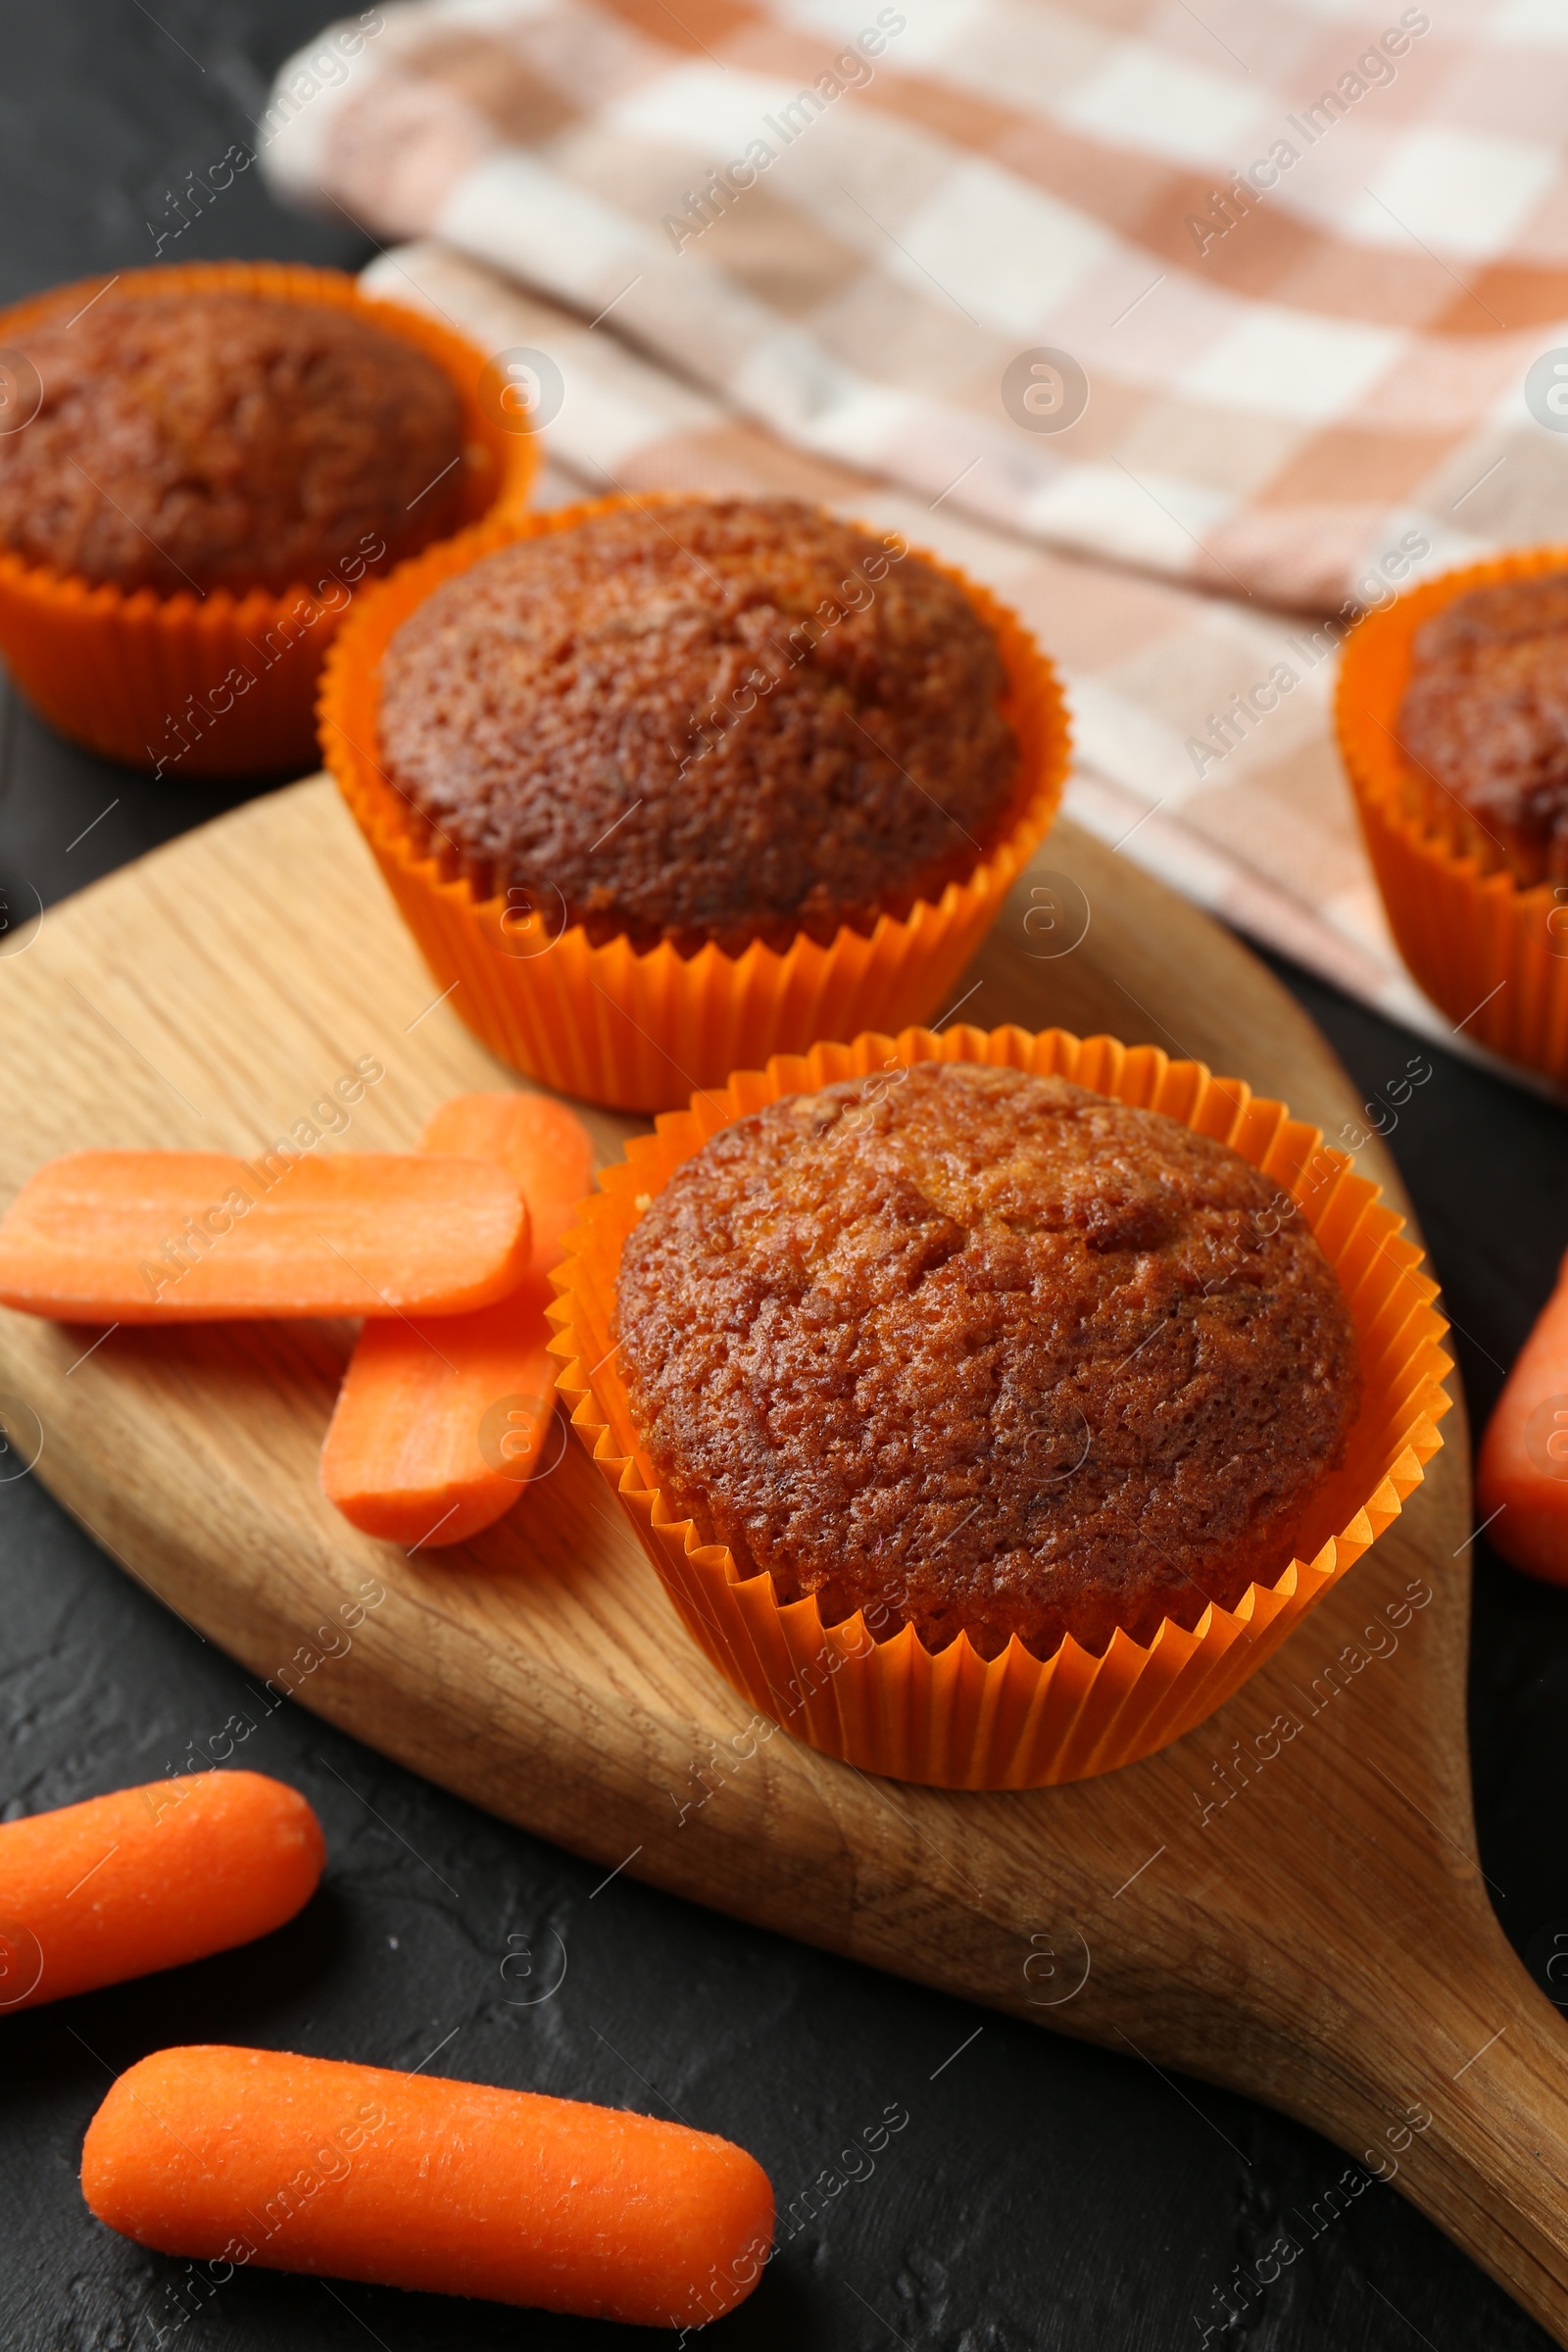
3;777;1566;2339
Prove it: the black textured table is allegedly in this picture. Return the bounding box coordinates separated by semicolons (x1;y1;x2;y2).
3;8;1568;2348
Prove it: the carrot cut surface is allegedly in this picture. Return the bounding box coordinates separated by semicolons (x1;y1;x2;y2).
321;1282;561;1545
321;1094;594;1547
82;2045;773;2326
0;1150;530;1322
0;1773;323;2012
1478;1250;1568;1583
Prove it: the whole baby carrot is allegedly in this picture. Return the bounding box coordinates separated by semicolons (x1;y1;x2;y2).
82;2045;774;2326
0;1773;323;2012
0;1150;530;1322
1478;1248;1568;1582
320;1094;595;1547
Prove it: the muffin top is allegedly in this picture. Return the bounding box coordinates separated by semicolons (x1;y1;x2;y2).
377;499;1019;956
1397;573;1568;878
0;291;465;595
614;1062;1360;1662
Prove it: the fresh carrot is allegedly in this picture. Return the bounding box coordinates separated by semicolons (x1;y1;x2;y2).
81;2045;774;2326
1478;1248;1568;1582
0;1773;323;2012
0;1150;530;1322
320;1094;595;1547
417;1094;595;1279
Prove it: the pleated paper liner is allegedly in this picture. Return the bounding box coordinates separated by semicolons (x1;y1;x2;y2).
0;262;539;778
1336;547;1568;1088
319;495;1069;1112
548;1023;1452;1790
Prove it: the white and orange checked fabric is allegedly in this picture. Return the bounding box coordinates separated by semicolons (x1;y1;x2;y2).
266;0;1568;609
260;2;1568;1087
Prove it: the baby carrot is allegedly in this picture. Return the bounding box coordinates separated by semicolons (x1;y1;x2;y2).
0;1773;323;2012
0;1150;529;1322
320;1094;595;1547
1478;1248;1568;1582
81;2045;774;2326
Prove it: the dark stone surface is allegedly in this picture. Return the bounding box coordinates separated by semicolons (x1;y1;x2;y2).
1;5;1566;2346
0;0;371;310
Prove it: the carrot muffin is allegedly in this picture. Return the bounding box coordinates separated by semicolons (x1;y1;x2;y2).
1396;572;1568;886
613;1061;1360;1661
0;292;464;596
375;497;1019;958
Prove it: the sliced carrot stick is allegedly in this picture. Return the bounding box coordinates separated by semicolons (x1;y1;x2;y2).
1478;1250;1568;1582
319;1283;561;1546
418;1093;595;1280
81;2045;773;2326
0;1773;323;2012
320;1095;595;1547
0;1150;529;1322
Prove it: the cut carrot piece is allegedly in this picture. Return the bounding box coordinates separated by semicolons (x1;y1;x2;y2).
0;1773;323;2012
418;1092;595;1280
82;2045;774;2326
1478;1250;1568;1582
0;1150;529;1322
319;1284;561;1546
320;1094;595;1547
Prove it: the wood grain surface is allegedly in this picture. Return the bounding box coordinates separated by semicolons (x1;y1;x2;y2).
2;777;1565;2339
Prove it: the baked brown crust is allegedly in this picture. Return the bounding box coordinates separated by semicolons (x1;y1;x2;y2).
0;293;464;596
1397;574;1568;885
614;1062;1360;1661
376;498;1018;956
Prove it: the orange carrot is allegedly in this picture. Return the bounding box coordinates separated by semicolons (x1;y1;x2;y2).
320;1094;595;1547
0;1773;323;2012
81;2045;774;2326
418;1093;595;1279
0;1150;529;1322
1478;1250;1568;1582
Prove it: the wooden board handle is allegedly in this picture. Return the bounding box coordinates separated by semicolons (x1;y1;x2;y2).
1284;1909;1568;2343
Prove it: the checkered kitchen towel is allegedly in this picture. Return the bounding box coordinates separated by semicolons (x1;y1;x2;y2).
258;4;1568;1084
263;0;1568;612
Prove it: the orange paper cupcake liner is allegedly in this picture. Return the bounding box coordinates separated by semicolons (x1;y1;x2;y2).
0;262;538;778
1337;547;1568;1087
320;496;1069;1112
547;1023;1451;1789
